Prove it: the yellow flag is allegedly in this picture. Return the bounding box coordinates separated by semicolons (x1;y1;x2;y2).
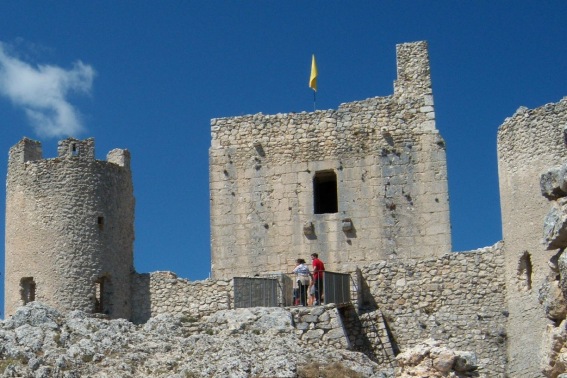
309;54;318;92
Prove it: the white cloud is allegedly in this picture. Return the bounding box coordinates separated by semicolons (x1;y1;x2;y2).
0;42;95;138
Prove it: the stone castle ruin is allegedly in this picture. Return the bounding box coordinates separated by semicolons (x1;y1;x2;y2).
5;138;135;320
4;41;567;377
210;41;450;278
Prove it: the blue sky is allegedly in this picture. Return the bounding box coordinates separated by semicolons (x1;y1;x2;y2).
0;2;566;316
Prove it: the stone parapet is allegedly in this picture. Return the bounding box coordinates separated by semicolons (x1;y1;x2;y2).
131;271;233;324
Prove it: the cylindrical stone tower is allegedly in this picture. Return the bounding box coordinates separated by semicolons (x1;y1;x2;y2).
497;98;567;377
4;137;135;319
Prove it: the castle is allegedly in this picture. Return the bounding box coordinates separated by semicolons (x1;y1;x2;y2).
209;41;451;278
4;41;567;377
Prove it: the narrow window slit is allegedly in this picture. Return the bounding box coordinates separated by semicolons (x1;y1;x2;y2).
518;251;533;290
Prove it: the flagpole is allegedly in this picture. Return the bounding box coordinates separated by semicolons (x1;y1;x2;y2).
313;91;316;112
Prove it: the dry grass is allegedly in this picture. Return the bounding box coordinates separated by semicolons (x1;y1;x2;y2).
0;358;22;374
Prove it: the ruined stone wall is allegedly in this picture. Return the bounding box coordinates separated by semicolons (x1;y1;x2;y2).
130;271;233;324
497;98;567;377
358;245;507;377
209;41;451;279
131;274;394;361
140;247;506;375
4;138;135;320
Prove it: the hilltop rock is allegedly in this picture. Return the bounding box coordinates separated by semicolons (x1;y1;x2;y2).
0;302;389;378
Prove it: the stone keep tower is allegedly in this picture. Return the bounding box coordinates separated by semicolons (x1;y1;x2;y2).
209;41;451;279
4;137;135;319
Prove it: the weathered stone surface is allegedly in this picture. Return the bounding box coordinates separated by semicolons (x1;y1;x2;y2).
498;96;567;377
324;327;345;340
0;303;388;378
542;320;567;378
359;244;507;376
454;351;477;372
559;252;567;299
5;138;134;320
131;272;233;324
210;41;451;280
430;347;456;373
540;281;567;322
541;165;567;200
395;340;478;378
544;198;567;250
4;301;61;330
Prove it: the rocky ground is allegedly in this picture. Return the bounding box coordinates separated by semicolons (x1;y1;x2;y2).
0;302;482;378
0;302;390;378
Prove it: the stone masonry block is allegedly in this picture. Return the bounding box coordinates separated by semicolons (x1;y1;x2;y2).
541;164;567;200
544;198;567;250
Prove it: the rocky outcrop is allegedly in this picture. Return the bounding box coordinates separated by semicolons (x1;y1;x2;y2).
541;163;567;315
541;161;567;377
395;340;479;377
0;303;488;378
0;302;389;378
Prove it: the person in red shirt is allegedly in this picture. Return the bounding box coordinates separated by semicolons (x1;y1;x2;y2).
310;253;325;305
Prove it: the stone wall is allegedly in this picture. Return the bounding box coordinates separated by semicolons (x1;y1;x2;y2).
4;138;134;320
497;97;567;377
340;307;398;369
130;273;360;351
139;246;507;375
290;305;349;349
209;40;451;280
358;245;507;377
131;271;233;324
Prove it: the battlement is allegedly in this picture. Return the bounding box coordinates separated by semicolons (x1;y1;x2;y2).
211;41;437;159
8;137;131;169
394;40;432;99
57;138;95;159
8;137;42;164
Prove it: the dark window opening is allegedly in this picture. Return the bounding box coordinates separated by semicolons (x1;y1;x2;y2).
94;276;112;315
20;277;36;304
518;251;533;290
314;170;338;214
98;216;104;231
71;143;79;156
95;278;105;313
